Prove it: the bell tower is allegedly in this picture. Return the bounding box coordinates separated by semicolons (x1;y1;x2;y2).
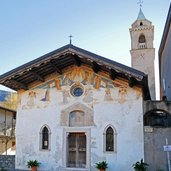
130;8;155;99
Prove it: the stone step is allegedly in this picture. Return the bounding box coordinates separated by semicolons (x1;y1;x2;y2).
59;168;90;171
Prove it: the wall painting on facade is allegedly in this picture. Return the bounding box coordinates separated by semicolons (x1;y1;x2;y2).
20;67;141;109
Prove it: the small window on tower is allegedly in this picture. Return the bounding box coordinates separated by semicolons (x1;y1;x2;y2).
139;34;146;43
140;22;143;26
138;34;146;49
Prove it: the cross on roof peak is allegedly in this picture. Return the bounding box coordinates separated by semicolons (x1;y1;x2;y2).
69;35;73;44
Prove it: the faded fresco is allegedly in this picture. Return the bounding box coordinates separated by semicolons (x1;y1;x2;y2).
0;90;17;110
19;67;142;110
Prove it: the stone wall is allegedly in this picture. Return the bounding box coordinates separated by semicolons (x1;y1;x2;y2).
0;155;15;170
144;100;171;171
144;127;171;171
144;100;171;114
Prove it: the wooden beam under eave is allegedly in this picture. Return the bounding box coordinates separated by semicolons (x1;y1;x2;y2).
10;79;28;90
109;69;117;80
129;77;136;88
49;61;62;75
30;71;44;82
74;55;81;67
92;61;100;73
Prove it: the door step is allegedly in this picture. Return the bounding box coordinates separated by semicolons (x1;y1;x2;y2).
59;167;90;171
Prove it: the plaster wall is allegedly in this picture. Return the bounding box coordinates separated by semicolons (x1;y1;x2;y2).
15;67;144;171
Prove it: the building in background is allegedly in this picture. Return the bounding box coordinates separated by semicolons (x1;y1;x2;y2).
143;3;171;171
0;105;16;155
0;90;17;155
159;3;171;100
0;90;17;110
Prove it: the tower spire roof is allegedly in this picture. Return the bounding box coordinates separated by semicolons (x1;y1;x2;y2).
137;8;146;20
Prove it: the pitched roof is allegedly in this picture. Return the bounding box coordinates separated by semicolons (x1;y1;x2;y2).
0;44;151;100
137;8;146;20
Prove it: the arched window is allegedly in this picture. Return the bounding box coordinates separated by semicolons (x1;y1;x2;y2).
40;125;51;150
106;127;114;151
104;125;116;152
139;34;146;43
138;34;146;48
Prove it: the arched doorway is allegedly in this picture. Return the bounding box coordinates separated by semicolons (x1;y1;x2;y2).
144;109;171;127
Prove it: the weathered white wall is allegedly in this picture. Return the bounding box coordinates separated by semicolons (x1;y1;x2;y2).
15;67;144;171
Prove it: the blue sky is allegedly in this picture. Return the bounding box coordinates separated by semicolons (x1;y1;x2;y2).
0;0;170;93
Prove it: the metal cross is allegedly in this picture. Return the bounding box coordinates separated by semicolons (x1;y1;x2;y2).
69;35;73;44
137;0;143;8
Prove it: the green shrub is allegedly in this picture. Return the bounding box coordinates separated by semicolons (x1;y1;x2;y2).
95;161;108;170
27;160;40;168
133;159;148;171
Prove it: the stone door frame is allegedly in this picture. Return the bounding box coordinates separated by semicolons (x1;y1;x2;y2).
62;127;90;170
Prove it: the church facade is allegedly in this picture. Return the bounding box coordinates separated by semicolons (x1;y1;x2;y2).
0;44;150;171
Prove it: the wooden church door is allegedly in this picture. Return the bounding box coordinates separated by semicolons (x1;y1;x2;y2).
67;133;86;168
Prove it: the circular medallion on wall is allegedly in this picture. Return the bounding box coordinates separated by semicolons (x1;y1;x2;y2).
70;84;84;97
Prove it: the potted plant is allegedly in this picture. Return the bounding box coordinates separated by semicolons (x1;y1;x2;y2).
27;160;40;171
132;159;148;171
95;161;108;171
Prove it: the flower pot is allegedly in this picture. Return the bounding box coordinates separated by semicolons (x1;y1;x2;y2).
99;169;105;171
31;166;37;171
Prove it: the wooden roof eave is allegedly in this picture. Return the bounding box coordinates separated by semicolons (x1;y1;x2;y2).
0;44;150;99
0;45;145;82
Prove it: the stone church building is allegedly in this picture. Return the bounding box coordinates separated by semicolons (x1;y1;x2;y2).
0;7;167;171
